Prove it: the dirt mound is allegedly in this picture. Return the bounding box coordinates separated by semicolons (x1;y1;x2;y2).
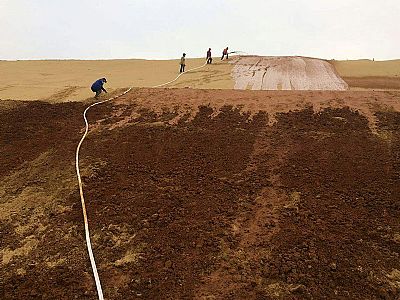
231;56;348;91
2;89;400;299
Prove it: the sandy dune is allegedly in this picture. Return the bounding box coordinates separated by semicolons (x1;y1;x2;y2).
0;58;207;101
231;56;348;91
168;61;234;90
2;56;400;102
331;59;400;90
332;59;400;77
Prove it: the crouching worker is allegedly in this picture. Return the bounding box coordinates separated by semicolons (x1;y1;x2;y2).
91;78;107;99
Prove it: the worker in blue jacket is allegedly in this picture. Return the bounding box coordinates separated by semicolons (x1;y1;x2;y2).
91;78;107;99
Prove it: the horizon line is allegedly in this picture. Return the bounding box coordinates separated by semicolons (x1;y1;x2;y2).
1;55;399;62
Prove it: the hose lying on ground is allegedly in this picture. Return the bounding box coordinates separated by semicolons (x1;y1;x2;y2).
75;60;208;300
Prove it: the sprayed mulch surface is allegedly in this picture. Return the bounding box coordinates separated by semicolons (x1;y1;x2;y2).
1;89;400;299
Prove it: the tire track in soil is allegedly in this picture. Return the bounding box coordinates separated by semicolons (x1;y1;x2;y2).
196;108;400;299
195;122;295;299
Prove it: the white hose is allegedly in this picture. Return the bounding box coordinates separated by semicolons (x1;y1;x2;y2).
75;88;131;300
75;61;208;300
153;62;207;88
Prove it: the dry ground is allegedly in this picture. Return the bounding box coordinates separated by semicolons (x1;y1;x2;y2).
331;59;400;90
0;58;230;101
1;88;400;299
1;57;399;102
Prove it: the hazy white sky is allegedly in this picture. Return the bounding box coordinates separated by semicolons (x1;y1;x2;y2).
0;0;399;60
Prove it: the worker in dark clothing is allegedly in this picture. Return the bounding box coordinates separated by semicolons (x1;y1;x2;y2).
206;48;212;64
221;47;229;60
91;78;107;99
180;53;186;73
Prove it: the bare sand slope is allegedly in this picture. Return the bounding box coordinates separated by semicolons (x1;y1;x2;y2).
231;56;348;91
331;59;400;90
168;61;234;89
2;57;399;102
332;59;400;77
0;58;206;101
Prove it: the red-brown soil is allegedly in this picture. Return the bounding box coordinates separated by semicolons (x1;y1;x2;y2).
1;89;400;299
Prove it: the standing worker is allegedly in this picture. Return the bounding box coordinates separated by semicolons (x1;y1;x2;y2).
221;47;229;60
180;53;186;73
91;78;107;99
206;48;212;64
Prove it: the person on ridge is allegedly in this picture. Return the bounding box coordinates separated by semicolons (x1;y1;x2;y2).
180;53;186;73
91;78;107;99
206;48;212;64
221;47;229;60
